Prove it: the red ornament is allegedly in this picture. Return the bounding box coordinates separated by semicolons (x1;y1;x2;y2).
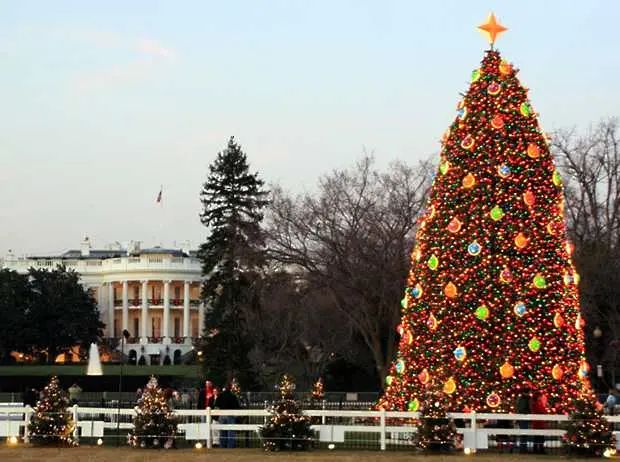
523;190;536;207
447;217;463;233
461;135;475;150
491;114;504;129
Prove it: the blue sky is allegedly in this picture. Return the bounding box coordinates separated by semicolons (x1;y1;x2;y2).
1;0;619;255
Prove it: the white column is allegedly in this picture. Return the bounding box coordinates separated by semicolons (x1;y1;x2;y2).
97;284;105;321
198;302;206;338
141;280;149;343
122;280;129;333
107;283;115;338
163;280;171;344
183;281;191;340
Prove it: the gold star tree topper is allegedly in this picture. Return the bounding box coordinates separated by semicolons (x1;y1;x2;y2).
478;13;507;46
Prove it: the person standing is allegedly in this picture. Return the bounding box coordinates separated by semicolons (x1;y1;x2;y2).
516;385;532;453
605;388;617;415
531;391;548;454
68;383;82;405
214;384;241;448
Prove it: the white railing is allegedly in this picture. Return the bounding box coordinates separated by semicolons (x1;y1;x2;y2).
2;405;619;451
4;256;201;276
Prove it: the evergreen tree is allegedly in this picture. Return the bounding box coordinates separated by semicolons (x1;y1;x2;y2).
415;380;457;452
260;374;313;451
379;16;588;413
198;136;269;388
563;392;615;457
128;376;178;449
28;376;77;446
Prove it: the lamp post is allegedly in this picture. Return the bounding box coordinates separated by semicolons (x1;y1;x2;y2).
116;329;130;445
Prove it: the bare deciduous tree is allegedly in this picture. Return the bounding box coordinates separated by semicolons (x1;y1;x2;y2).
265;155;432;385
244;270;355;389
553;118;620;379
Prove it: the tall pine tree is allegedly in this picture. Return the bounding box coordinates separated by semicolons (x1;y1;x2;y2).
199;136;269;389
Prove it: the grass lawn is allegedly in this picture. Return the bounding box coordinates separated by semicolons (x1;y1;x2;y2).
0;447;599;462
0;364;200;377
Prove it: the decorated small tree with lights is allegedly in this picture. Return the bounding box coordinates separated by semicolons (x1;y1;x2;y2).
28;376;77;446
378;14;589;414
128;376;178;449
259;374;313;451
563;392;615;456
311;377;325;403
416;381;457;452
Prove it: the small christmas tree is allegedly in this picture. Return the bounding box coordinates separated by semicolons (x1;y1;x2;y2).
415;381;457;452
563;392;615;457
27;376;77;446
128;376;178;449
311;377;325;403
259;374;313;451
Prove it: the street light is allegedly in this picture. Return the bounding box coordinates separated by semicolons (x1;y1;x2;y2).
116;329;130;445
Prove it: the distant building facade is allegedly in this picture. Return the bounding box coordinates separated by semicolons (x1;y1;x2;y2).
1;237;204;365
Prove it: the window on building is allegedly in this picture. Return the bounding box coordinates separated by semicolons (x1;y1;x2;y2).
174;287;181;300
114;287;119;301
133;286;139;300
152;317;161;338
191;319;199;338
133;318;139;338
174;317;181;338
114;319;120;338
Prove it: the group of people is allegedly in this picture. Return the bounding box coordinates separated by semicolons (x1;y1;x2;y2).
515;385;549;454
197;380;241;448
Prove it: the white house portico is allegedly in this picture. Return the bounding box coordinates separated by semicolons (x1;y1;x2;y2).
1;238;204;365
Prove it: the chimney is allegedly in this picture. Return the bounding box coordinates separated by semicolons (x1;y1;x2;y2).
128;241;141;255
80;236;91;257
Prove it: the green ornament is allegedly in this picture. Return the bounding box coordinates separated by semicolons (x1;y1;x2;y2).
533;274;547;289
471;69;481;82
552;170;562;186
439;161;449;175
401;297;407;308
520;102;531;117
408;398;420;412
385;375;393;385
428;254;439;271
528;337;541;352
490;206;504;221
475;305;490;320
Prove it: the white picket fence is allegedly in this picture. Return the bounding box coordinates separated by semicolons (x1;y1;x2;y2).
1;404;619;451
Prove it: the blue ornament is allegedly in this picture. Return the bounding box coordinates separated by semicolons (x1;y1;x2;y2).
514;302;527;317
498;164;511;177
467;241;481;256
411;286;421;298
453;346;467;362
395;359;405;374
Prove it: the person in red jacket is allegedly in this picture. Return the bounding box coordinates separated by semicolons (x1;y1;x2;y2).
531;391;548;454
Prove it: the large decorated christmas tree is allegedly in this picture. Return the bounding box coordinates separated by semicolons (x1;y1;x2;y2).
378;14;589;414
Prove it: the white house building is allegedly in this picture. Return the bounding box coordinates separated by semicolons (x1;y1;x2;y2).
1;237;204;365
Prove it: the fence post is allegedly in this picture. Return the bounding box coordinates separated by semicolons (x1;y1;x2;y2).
206;409;212;449
23;405;32;443
380;409;387;451
471;411;477;450
322;400;326;425
72;404;79;443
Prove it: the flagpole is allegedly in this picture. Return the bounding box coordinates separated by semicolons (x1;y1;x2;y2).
155;185;163;248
